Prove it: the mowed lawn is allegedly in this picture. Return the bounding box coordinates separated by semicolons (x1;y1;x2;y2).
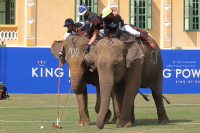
0;94;200;133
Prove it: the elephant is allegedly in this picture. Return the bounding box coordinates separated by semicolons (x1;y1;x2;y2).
51;34;112;126
84;33;169;129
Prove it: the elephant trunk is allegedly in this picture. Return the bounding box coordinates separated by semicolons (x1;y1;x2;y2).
96;71;114;129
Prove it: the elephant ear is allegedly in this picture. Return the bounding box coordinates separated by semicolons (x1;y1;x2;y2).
51;40;67;65
84;45;97;72
126;42;144;68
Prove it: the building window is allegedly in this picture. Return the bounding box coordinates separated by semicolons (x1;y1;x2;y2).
74;0;98;22
129;0;152;31
0;0;15;24
184;0;200;31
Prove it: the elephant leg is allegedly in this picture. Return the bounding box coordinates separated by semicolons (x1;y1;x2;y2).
117;60;142;128
117;83;138;128
95;86;100;114
111;104;117;123
76;85;91;126
95;86;112;123
131;104;135;124
151;68;169;123
112;85;124;124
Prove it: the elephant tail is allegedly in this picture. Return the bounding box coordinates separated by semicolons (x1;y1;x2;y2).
162;95;170;104
138;90;170;104
138;90;149;101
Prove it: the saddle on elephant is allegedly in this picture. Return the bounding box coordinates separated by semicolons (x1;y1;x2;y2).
103;23;154;48
106;30;155;49
105;32;138;45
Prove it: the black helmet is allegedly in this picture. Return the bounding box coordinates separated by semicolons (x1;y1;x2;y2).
64;18;74;27
87;13;98;23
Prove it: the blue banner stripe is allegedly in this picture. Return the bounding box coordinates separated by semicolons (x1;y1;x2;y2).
0;48;200;94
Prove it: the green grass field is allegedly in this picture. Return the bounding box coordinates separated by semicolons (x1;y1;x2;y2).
0;94;200;133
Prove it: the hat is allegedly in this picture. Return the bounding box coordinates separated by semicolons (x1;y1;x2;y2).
0;82;4;86
102;8;112;18
87;13;98;23
64;18;74;27
79;5;88;15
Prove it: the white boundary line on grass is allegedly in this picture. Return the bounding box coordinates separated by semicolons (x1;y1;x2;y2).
175;123;200;125
0;120;76;123
1;104;199;125
1;104;200;109
0;120;200;125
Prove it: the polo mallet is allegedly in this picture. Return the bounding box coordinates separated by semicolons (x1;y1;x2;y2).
52;123;62;129
52;38;86;128
52;53;86;129
52;40;63;129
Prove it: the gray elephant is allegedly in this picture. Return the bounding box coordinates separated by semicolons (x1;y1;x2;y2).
51;34;112;126
84;33;169;129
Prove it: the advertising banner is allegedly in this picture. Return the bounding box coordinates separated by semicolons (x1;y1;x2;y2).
0;47;71;94
0;47;200;94
161;50;200;94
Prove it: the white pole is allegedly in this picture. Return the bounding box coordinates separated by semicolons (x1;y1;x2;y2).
34;0;37;47
108;0;110;8
160;0;164;48
170;0;172;48
24;0;27;47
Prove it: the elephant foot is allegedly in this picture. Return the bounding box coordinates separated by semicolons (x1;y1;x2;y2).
158;116;169;123
76;120;92;126
158;119;169;123
104;109;112;122
131;119;135;124
111;117;120;124
116;118;120;124
117;121;132;128
131;114;135;124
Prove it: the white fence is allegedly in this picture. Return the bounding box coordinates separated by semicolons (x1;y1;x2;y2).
0;31;17;40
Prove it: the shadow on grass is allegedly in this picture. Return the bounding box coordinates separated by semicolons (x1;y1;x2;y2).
91;119;193;127
91;121;116;125
133;119;193;127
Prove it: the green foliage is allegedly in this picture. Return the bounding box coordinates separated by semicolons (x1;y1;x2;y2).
0;94;200;133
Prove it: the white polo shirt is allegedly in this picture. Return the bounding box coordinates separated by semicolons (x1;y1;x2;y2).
63;31;76;40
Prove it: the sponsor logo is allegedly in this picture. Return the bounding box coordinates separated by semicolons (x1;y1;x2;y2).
38;60;46;66
163;69;200;78
109;22;117;27
32;61;64;77
163;60;200;84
